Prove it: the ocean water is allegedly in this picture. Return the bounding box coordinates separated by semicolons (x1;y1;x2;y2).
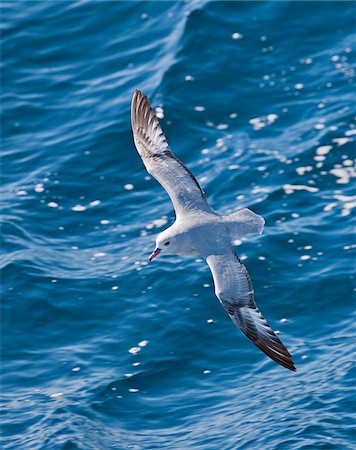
1;1;355;449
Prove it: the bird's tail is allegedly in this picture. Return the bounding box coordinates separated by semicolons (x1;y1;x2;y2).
225;208;265;238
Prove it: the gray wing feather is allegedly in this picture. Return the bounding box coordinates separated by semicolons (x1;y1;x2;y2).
131;89;212;216
205;251;296;371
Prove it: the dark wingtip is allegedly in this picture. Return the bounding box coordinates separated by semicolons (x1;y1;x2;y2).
132;89;142;108
251;334;297;372
289;358;297;372
283;358;297;372
131;89;147;130
275;353;297;372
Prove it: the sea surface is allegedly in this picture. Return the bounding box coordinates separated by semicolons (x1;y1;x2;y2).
1;1;355;449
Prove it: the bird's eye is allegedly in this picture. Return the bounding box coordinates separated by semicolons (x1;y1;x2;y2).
164;241;170;246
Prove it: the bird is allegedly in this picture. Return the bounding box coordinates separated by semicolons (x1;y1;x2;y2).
131;89;296;372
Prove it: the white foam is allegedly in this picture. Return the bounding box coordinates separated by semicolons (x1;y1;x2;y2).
252;186;270;194
128;347;141;355
295;83;304;90
314;123;325;130
296;166;313;175
330;167;354;184
343;244;356;250
34;183;45;193
283;184;319;194
231;32;243;39
300;255;311;260
48;202;58;208
316;145;332;155
345;129;356;136
314;155;325;162
194;106;205;112
94;252;106;258
323;202;337;212
266;113;278;123
216;124;228;130
152;218;168;228
155;107;164;119
334;194;356;216
332;137;351;146
124;184;134;190
72;205;86;211
50;392;63;398
90;200;101;207
249;114;278;130
343;159;353;166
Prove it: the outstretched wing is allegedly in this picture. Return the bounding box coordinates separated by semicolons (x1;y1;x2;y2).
204;250;296;371
131;89;213;216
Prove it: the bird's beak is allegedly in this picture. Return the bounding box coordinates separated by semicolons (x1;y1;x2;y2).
149;248;161;261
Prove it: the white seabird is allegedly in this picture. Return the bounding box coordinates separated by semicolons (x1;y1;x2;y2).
131;89;296;371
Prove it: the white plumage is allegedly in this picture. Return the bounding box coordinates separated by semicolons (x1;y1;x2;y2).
131;89;296;371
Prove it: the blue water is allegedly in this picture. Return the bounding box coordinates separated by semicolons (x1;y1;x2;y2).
1;1;355;449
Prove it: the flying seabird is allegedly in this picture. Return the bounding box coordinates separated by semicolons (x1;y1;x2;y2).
131;89;296;372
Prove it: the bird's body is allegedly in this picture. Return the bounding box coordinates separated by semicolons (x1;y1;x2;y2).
131;89;296;371
158;209;262;256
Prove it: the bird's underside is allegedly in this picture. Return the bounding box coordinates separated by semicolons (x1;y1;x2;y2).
131;88;296;372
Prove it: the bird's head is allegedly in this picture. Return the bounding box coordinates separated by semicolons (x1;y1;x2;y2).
149;228;179;261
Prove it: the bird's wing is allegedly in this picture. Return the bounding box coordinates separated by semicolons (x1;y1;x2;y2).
201;249;296;371
131;89;213;216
